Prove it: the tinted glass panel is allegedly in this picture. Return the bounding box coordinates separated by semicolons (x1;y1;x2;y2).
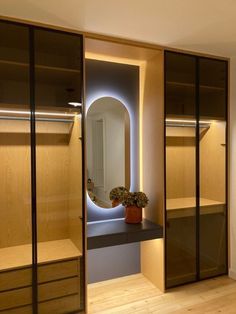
34;28;84;313
0;21;33;313
165;52;196;117
199;58;226;119
199;58;227;279
165;52;197;287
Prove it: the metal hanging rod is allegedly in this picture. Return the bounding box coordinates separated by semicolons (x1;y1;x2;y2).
166;122;210;128
0;116;74;123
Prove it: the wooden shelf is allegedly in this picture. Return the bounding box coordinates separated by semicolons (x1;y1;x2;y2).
0;59;80;84
0;239;82;272
166;197;225;218
166;81;195;88
35;64;80;74
166;81;224;91
166;125;209;137
0;60;28;68
87;218;163;249
0;59;80;73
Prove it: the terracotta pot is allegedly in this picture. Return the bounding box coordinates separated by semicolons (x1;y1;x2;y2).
125;205;142;224
112;198;120;208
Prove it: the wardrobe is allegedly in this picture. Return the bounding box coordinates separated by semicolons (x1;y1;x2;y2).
0;20;85;313
165;51;228;288
0;16;229;314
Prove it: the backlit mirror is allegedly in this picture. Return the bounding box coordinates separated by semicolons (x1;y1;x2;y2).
86;97;130;208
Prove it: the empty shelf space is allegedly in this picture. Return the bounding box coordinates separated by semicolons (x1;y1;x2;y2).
166;126;209;136
87;218;163;249
0;119;75;135
167;197;225;218
0;239;82;271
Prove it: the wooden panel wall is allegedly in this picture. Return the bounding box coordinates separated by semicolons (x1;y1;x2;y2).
0;119;83;249
165;122;225;202
166;136;195;199
142;52;164;226
36;131;70;242
0;130;31;248
141;51;165;292
200;121;226;202
68;116;83;252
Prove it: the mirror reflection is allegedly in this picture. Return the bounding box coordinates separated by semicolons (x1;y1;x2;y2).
86;97;130;208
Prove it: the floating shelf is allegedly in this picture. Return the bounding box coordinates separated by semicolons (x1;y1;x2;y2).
166;81;225;91
0;59;80;84
87;218;163;249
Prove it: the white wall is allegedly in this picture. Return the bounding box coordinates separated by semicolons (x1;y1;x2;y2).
1;0;236;57
229;57;236;279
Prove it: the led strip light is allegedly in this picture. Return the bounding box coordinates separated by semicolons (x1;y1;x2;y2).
165;118;212;124
0;109;79;117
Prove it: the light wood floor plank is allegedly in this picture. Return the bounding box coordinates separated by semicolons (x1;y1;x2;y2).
88;274;236;313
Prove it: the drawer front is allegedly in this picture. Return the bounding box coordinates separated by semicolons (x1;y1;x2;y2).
38;294;81;314
38;277;80;302
38;259;79;283
0;268;31;292
0;258;79;292
0;305;32;314
0;287;31;311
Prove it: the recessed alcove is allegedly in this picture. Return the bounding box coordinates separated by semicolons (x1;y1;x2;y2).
85;38;165;290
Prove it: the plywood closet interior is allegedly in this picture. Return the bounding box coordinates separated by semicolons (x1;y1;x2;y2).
85;37;165;291
166;123;226;212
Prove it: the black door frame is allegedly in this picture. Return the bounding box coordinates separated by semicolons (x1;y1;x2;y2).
0;18;86;314
164;50;228;289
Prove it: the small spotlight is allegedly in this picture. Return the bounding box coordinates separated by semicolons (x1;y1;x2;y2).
68;102;82;107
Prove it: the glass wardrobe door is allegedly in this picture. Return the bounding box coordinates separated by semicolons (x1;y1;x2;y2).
165;52;197;288
0;21;33;313
199;58;227;279
34;28;84;313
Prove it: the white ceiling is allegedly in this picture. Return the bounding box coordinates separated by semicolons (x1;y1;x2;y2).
1;0;236;57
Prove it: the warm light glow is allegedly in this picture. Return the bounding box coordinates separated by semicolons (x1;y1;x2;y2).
0;109;79;117
139;62;146;192
165;118;213;124
86;92;135;214
68;102;82;107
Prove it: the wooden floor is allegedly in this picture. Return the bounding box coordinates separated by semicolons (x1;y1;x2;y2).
88;274;236;313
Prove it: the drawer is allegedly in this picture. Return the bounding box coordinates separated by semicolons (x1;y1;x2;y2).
0;267;31;292
0;286;31;311
0;305;32;314
38;259;79;283
38;277;80;302
38;294;81;314
0;259;79;292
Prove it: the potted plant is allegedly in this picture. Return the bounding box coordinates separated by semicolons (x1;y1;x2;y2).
122;192;149;223
109;186;128;207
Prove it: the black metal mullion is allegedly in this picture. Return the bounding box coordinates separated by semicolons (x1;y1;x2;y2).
163;50;168;289
29;26;38;314
195;57;200;281
80;34;86;312
225;60;229;274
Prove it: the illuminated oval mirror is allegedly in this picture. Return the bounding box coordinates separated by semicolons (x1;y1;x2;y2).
86;97;130;208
